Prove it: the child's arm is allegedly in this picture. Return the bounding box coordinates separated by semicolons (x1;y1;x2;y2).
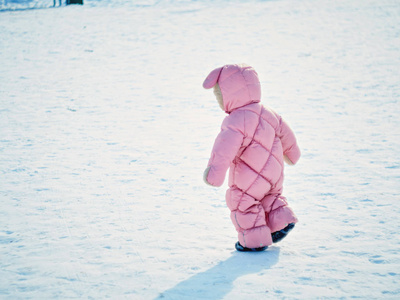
277;116;301;165
204;114;244;187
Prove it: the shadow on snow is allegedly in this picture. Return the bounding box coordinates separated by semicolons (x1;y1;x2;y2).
156;246;280;299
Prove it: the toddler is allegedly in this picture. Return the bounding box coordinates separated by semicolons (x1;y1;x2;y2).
203;64;300;252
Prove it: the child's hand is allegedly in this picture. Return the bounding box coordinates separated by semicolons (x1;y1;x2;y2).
203;166;214;186
284;155;295;165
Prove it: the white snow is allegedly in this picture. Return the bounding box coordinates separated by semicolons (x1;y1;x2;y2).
0;0;399;299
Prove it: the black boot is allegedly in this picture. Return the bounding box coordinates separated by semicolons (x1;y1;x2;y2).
272;223;295;243
235;241;268;252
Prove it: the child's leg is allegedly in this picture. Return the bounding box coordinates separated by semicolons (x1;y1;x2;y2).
226;187;273;248
261;194;298;234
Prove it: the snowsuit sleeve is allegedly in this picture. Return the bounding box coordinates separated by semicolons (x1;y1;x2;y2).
205;113;244;187
277;116;301;165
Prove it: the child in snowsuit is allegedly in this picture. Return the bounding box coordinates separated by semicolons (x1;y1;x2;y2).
203;64;300;252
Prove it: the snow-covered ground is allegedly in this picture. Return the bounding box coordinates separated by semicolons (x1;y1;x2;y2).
1;0;399;299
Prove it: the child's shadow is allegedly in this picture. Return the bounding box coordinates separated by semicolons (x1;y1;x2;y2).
156;246;280;300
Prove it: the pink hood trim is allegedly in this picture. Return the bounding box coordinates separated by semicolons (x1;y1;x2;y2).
203;64;261;113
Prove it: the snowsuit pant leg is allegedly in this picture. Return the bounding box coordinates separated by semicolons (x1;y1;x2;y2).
261;194;298;233
226;187;273;248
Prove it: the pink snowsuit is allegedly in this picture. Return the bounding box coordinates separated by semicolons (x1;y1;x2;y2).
203;64;300;248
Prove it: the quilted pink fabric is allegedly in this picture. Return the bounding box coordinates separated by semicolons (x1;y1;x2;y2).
204;64;300;248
